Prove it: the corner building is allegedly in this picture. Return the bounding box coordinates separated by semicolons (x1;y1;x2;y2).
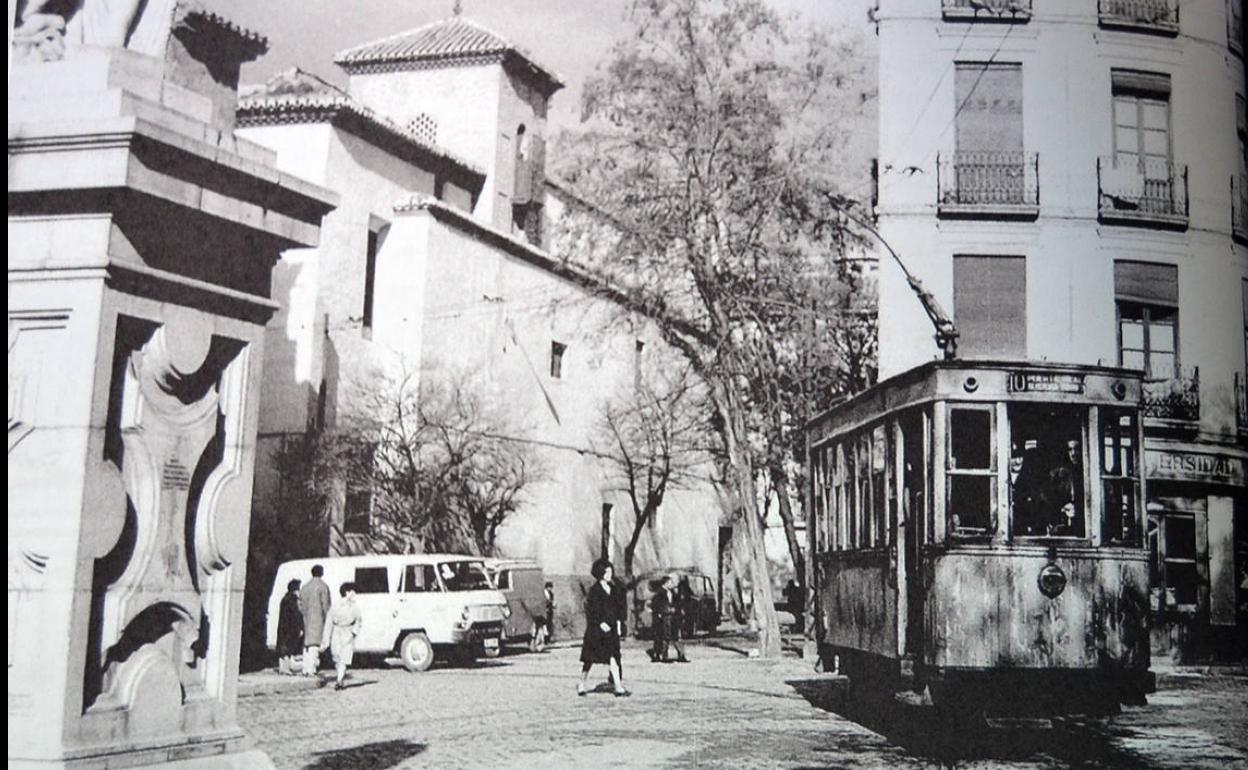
875;0;1247;660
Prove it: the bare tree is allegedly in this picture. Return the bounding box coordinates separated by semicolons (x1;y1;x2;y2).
331;366;544;555
599;362;712;582
553;0;871;656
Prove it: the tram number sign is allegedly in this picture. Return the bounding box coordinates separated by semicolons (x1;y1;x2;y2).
1007;371;1085;394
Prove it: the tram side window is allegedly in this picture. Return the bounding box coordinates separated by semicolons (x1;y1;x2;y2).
873;425;888;547
857;433;873;547
1008;404;1086;538
838;441;848;549
948;407;995;534
1101;409;1140;545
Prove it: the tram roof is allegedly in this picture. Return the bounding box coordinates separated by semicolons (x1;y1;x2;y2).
806;359;1144;444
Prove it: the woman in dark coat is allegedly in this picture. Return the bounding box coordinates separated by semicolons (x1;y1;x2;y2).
276;579;303;675
578;558;629;697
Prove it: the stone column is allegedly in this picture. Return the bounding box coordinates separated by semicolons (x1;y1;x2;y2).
8;5;335;768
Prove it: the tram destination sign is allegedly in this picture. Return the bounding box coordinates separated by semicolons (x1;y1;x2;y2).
1006;371;1085;394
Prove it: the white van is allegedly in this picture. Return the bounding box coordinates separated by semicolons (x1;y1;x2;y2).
266;554;510;672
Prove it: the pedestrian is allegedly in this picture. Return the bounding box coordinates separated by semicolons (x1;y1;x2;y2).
531;581;555;652
651;575;689;663
668;576;688;658
298;564;332;677
649;577;671;662
578;558;629;697
276;579;303;675
543;581;556;643
327;582;362;691
677;575;698;639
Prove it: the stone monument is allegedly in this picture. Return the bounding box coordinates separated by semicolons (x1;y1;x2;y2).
8;1;336;766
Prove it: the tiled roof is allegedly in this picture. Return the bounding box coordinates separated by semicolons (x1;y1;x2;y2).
334;17;563;93
237;68;485;181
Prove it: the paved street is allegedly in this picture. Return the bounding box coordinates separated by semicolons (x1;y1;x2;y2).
240;638;1248;769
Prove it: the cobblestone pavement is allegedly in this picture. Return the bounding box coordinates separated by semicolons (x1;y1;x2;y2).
240;639;1248;770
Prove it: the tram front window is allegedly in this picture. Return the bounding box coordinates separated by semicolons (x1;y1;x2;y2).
1009;405;1086;538
948;407;995;534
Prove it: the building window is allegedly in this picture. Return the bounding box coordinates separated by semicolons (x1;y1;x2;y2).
953;255;1026;358
343;490;373;535
944;63;1034;212
550;340;566;379
1149;493;1205;611
947;405;996;536
1114;261;1179;380
1101;70;1187;222
362;228;379;339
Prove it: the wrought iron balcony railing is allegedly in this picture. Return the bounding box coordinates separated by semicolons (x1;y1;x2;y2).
1098;156;1188;227
937;151;1039;218
942;0;1033;22
1234;175;1248;244
1099;0;1180;34
1142;366;1199;423
1236;373;1248;435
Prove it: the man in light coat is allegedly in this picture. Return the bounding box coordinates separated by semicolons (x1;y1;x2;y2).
298;564;332;676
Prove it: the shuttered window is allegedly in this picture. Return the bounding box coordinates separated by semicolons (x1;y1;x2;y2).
955;63;1023;153
953;255;1026;358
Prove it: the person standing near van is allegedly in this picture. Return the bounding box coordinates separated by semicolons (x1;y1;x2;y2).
327;582;362;690
276;579;303;675
578;559;629;697
298;564;332;677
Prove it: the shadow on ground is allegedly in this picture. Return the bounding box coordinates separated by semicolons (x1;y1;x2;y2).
303;739;426;770
786;677;1144;768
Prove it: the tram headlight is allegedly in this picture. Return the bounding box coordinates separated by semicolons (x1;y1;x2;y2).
1038;562;1067;599
1111;382;1127;400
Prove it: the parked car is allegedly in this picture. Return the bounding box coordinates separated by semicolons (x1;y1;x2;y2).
629;568;720;638
481;558;547;649
266;554;509;672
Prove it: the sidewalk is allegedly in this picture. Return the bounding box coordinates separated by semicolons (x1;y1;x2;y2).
238;670;379;697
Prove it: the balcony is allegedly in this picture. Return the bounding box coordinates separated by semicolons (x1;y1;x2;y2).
1234;175;1248;244
1143;367;1199;425
942;0;1032;22
937;151;1039;219
1098;156;1188;229
1098;0;1180;35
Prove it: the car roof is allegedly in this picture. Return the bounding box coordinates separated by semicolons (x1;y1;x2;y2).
278;554;485;570
480;558;541;570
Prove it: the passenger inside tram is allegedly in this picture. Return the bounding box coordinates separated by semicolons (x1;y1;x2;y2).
1009;406;1086;537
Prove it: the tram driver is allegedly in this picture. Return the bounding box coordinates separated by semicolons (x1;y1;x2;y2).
1046;439;1083;536
1010;437;1084;537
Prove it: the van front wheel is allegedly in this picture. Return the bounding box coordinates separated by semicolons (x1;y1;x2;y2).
400;632;435;673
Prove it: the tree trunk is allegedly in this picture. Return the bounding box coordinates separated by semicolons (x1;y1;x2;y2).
715;388;781;658
769;465;806;595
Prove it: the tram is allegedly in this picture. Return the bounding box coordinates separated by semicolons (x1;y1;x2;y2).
805;360;1154;719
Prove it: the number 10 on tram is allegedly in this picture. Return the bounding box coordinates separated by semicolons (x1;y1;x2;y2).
805;361;1154;719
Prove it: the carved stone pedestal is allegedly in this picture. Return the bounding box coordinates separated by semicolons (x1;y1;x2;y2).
8;8;335;768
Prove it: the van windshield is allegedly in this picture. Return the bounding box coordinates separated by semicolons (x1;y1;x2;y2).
438;561;493;591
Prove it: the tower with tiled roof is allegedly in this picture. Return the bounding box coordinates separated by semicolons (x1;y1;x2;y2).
335;15;564;237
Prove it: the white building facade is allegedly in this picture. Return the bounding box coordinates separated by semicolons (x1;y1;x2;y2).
234;18;727;645
875;0;1247;659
